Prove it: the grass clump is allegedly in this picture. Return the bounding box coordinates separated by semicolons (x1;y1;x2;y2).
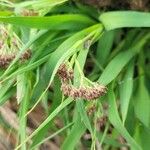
0;0;150;150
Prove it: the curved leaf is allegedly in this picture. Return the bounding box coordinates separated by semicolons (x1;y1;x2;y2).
100;11;150;30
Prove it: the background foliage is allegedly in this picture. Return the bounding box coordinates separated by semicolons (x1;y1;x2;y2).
0;0;150;150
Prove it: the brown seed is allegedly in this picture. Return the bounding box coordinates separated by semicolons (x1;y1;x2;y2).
21;49;32;61
87;104;96;115
61;83;72;96
21;9;38;16
70;87;80;99
57;63;74;82
97;115;107;129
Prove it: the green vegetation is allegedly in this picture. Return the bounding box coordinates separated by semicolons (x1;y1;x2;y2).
0;0;150;150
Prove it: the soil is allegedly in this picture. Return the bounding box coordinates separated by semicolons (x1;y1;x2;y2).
80;0;150;11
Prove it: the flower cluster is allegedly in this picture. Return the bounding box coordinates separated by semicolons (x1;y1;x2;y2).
86;104;96;115
20;9;38;16
57;63;74;82
57;63;107;100
0;25;31;68
61;83;106;100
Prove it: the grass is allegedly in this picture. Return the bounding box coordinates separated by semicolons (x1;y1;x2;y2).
0;0;150;150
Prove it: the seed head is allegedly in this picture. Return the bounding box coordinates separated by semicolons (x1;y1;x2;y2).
79;84;107;100
61;83;107;100
21;9;38;16
61;83;72;97
87;104;96;115
57;63;74;82
0;24;32;68
70;87;80;99
20;49;32;61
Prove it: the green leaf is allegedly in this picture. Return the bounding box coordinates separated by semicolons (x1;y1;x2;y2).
0;11;13;16
49;76;62;113
119;60;134;124
98;33;150;85
16;74;26;104
140;129;150;150
134;76;150;127
0;14;95;30
18;73;31;150
0;79;15;105
61;114;86;150
15;98;73;150
0;87;15;105
108;87;142;150
96;30;115;66
31;122;73;150
30;76;62;148
98;49;135;85
99;11;150;30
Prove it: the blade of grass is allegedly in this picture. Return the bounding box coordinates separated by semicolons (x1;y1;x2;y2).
0;14;96;29
134;76;150;127
1;32;58;83
98;33;150;85
96;30;115;66
0;87;15;105
30;76;62;148
96;131;126;148
0;79;14;103
99;11;150;30
108;86;142;150
61;114;86;150
31;122;74;150
18;73;31;150
119;60;134;124
15;98;73;150
98;49;135;85
0;10;13;16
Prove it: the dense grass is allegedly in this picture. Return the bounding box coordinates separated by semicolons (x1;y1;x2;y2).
0;0;150;150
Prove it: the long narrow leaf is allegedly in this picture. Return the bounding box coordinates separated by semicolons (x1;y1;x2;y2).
100;11;150;30
0;14;96;29
108;87;142;150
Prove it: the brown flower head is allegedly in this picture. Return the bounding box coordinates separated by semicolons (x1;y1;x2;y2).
61;83;107;100
20;9;38;16
79;84;107;100
61;83;72;97
0;24;31;68
57;63;74;82
87;104;96;115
